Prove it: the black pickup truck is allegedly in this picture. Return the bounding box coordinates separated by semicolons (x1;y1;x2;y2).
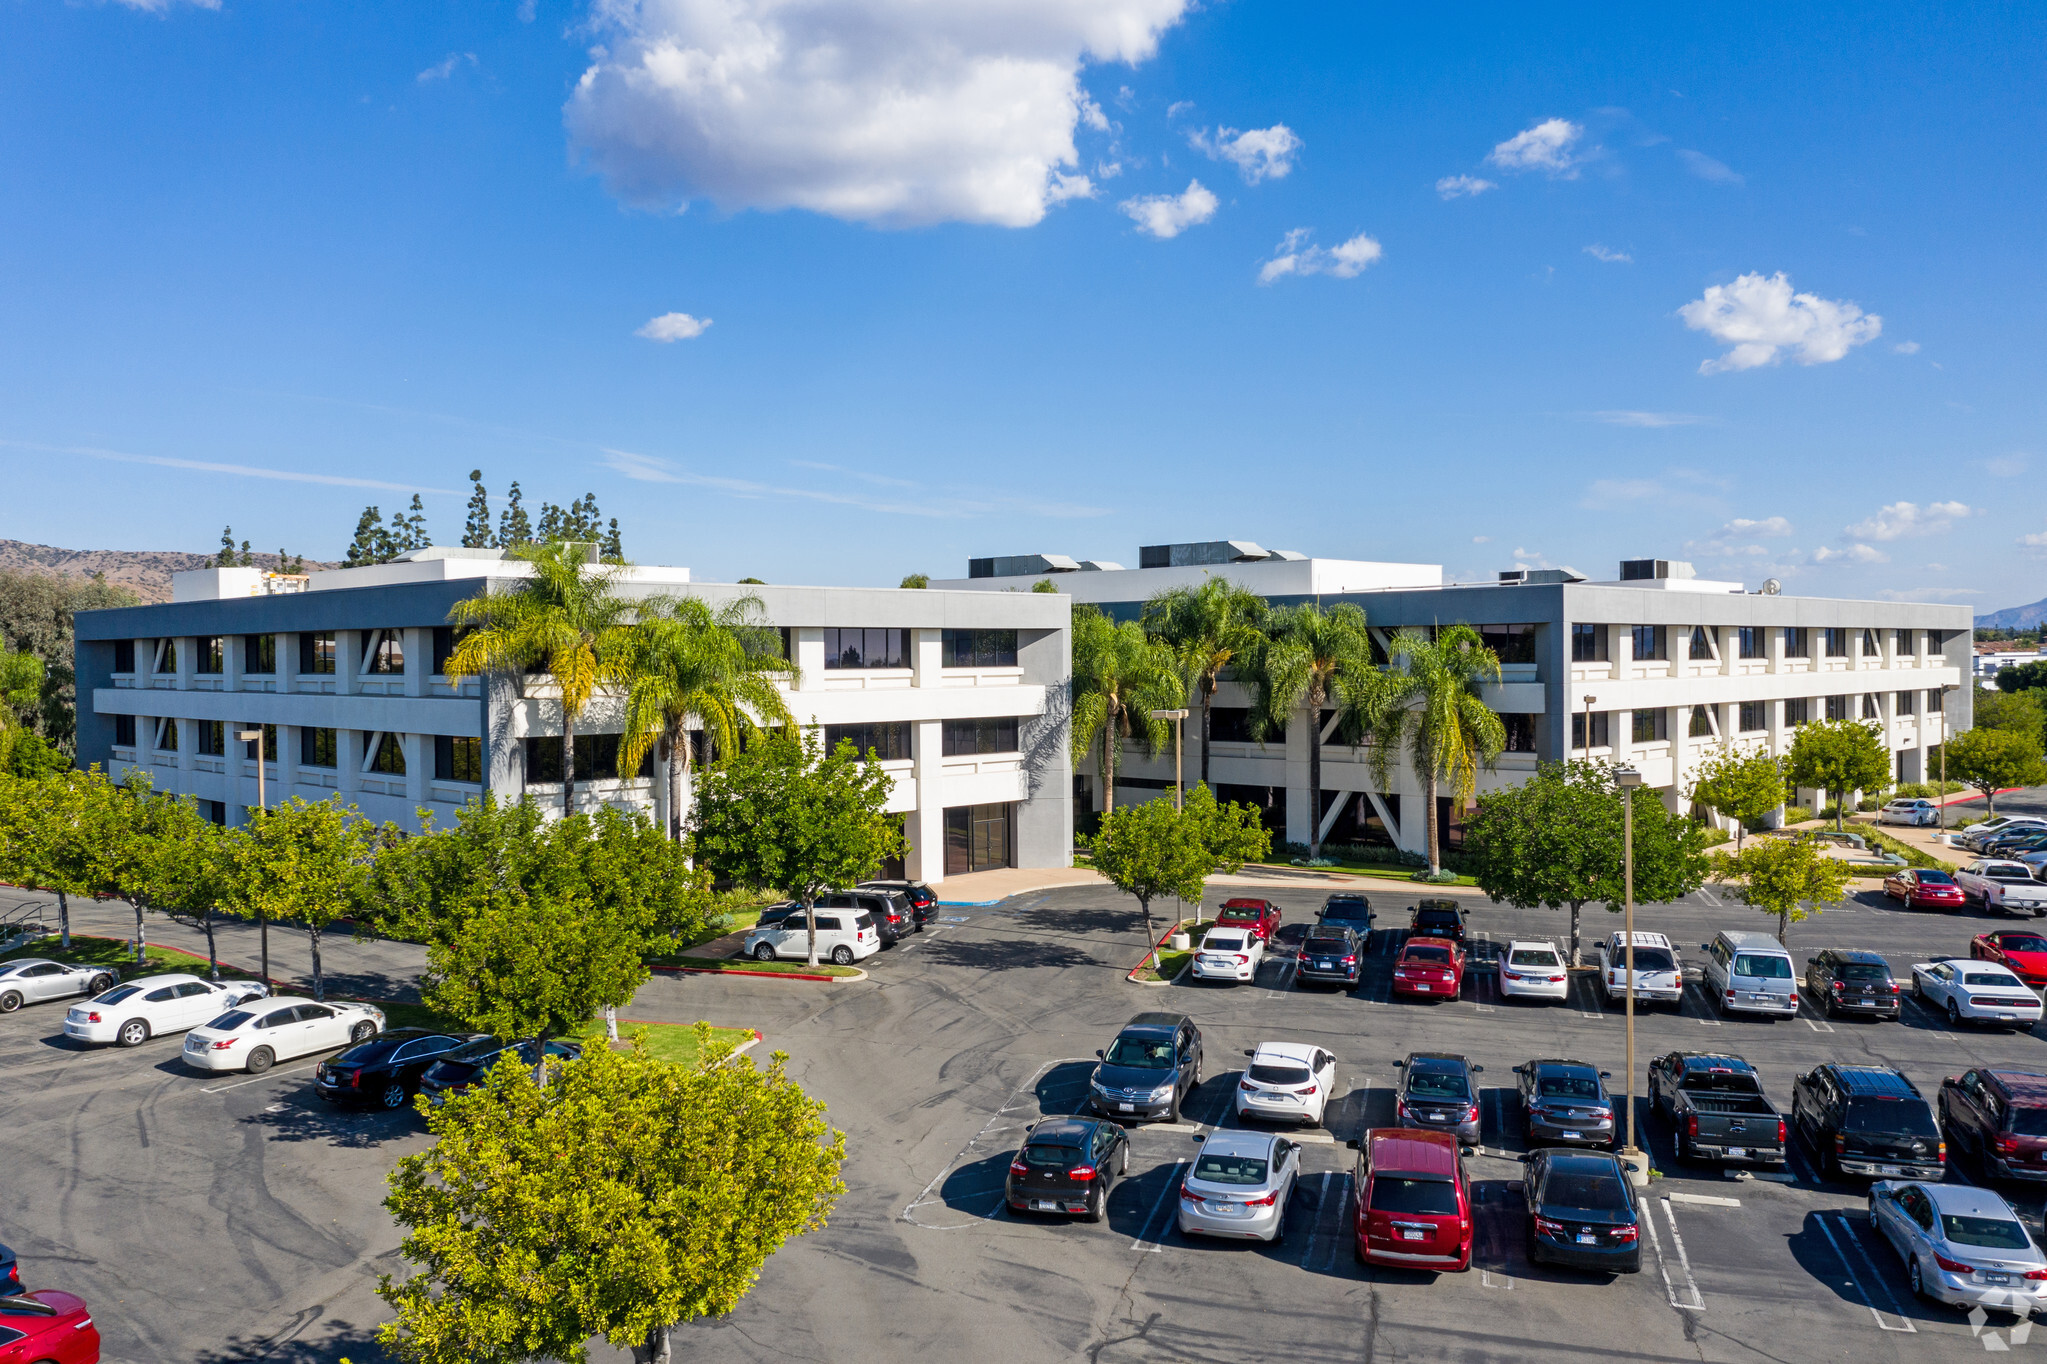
1648;1051;1787;1167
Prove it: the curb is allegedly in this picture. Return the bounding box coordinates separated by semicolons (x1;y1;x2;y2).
935;899;1008;908
650;962;867;985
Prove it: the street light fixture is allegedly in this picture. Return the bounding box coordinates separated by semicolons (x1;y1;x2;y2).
1582;694;1598;762
1936;683;1958;837
1151;708;1190;811
1614;765;1647;1185
234;728;270;986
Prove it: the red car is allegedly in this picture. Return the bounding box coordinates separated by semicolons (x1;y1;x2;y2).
1350;1127;1473;1271
1214;898;1282;944
1883;868;1965;911
1975;930;2047;987
1392;937;1465;1000
0;1291;101;1363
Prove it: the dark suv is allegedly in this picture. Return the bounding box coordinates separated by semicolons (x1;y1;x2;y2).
1790;1063;1944;1181
820;890;915;945
1005;1116;1130;1221
1297;924;1364;987
857;880;938;927
1089;1012;1203;1123
1803;949;1900;1020
1410;900;1467;945
1318;893;1373;936
1940;1068;2047;1182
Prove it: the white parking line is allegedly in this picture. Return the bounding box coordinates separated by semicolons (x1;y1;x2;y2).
1666;1192;1741;1208
1658;1198;1706;1311
199;1063;316;1094
1817;1212;1916;1332
901;1056;1085;1230
1298;1172;1337;1269
1130;1160;1189;1253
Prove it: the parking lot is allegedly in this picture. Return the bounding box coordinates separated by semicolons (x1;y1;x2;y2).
9;836;2047;1361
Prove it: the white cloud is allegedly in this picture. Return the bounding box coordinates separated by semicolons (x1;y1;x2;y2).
1813;543;1889;564
1893;340;1921;354
1488;118;1583;176
1472;535;1491;544
0;438;453;494
108;0;220;10
565;0;1189;229
1257;228;1382;285
417;52;476;83
1165;99;1194;119
1678;271;1882;373
2021;530;2047;549
1191;124;1301;183
1845;500;1973;541
635;311;712;342
1585;244;1632;263
1676;149;1743;184
1435;174;1496;199
1119;179;1217;238
1723;516;1793;537
1584;410;1708;427
1981;453;2029;478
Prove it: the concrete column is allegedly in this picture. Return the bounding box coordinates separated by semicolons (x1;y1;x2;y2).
909;719;945;882
913;628;942;688
338;729;363;800
175;718;195;793
1284;705;1311;846
225;634;245;693
175;637;195;691
278;634;299;694
278;725;301;799
403;732;427;808
403;628;429;698
794;628;825;692
1767;625;1785;676
337;631;361;696
1670;702;1691;811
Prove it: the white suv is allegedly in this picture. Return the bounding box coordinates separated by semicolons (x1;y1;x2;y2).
741;908;880;966
1596;931;1685;1008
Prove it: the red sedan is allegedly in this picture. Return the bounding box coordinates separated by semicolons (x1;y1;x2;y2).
1974;930;2047;987
1883;868;1965;911
1215;898;1282;944
1392;937;1465;1001
0;1290;101;1363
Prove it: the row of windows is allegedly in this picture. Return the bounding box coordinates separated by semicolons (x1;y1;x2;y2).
116;628;470;678
824;722;912;761
818;718;1026;761
1566;692;1940;747
522;734;655;783
115;716;483;783
1573;625;1945;664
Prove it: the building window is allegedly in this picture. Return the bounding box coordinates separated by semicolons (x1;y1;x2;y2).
241;723;277;759
1631;626;1666;662
1688;626;1715;661
369;733;406;775
1739;701;1767;732
1896;689;1918;714
1862;628;1880;657
195;637;224;674
1825;694;1850;721
942;628;1019;668
1570;624;1609;663
826;722;913;761
301;727;338;768
434;735;483;783
1737;626;1765;660
824;627;910;670
1631;708;1668;743
431;626;471;675
1689;705;1714;738
1783;627;1810;658
154;640;177;674
364;632;405;675
1927;630;1946;654
112;639;136;673
1862;693;1882;720
1823;628;1848;658
1478;624;1536;665
942;717;1020;757
113;714;136;746
944;802;1013;875
523;733;652;784
1785;697;1810;726
195;721;226;756
153;717;178;752
300;632;336;675
243;634;276;675
1502;713;1536;752
1569;711;1611;749
1894;629;1916;655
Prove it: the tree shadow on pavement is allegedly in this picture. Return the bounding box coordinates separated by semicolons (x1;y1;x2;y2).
917;936;1101;973
190;1319;394;1364
1013;902;1144;936
242;1095;425;1151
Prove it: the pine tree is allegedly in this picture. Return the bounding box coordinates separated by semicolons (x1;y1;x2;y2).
535;500;565;544
462;470;490;548
603;517;623;560
573;493;603;541
497;482;531;548
345;506;387;567
216;526;240;568
398;494;430;551
238;539;251;565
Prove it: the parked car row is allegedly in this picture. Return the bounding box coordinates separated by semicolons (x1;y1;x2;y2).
737;880;940;965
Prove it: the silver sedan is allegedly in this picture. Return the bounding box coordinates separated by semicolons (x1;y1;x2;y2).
1870;1180;2047;1315
0;958;118;1013
1176;1129;1301;1243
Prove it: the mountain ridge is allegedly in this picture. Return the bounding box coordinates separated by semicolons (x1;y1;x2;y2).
0;538;337;604
1978;597;2047;631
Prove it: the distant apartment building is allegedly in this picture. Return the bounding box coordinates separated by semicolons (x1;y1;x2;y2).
935;542;1972;852
1974;643;2047;688
72;548;1071;884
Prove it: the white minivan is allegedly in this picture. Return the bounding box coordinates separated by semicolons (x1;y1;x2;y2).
1700;930;1799;1018
740;908;880;966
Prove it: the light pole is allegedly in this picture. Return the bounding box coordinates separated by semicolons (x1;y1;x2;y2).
1615;766;1646;1184
234;728;270;986
1582;694;1598;762
1936;683;1958;836
1151;708;1189;811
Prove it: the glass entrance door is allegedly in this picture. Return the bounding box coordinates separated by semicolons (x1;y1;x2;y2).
944;803;1013;875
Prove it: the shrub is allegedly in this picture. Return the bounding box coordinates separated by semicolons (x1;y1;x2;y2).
1272;839;1311;860
1856;797;1882;812
1782;805;1815;826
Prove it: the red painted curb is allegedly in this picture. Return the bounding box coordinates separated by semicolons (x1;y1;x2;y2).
650;963;845;984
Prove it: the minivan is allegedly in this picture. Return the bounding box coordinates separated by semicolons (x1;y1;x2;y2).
1701;930;1799;1018
1348;1126;1473;1271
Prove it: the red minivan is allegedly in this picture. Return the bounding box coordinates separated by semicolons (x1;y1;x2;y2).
1350;1127;1473;1271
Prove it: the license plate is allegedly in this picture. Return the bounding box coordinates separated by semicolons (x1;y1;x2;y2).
2000;1014;2017;1021
1032;1200;1057;1212
1577;1232;1598;1245
1413;984;1432;991
1879;1164;1903;1176
1214;1204;1239;1214
1988;1272;2013;1285
1399;1228;1425;1241
1726;1147;1748;1158
1118;1103;1134;1112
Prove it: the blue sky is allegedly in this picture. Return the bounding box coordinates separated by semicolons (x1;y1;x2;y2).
2;2;2042;610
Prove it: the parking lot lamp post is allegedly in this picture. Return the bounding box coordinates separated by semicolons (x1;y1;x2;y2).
1151;708;1189;811
1616;766;1646;1179
235;729;266;814
1936;684;1957;834
1582;694;1597;762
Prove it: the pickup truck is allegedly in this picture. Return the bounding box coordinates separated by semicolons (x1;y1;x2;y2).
1648;1051;1787;1168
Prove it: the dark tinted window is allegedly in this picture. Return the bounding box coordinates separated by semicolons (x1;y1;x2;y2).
1837;962;1889;981
1842;1096;1939;1137
1733;953;1793;979
2007;1105;2047;1137
825;722;912;761
1404;946;1451;965
1105;1037;1174;1068
1369;1177;1460;1215
1543;1168;1631;1211
1916;870;1955;885
1944;1216;2032;1250
1248;1063;1313;1086
1408;1069;1470;1100
1537;1073;1603;1101
95;985;143;1004
209;1010;256;1030
1020;1142;1081;1168
942;628;1018;668
1304;930;1352;950
435;735;484;783
1621;947;1676;973
824;628;910;669
1678;1068;1761;1094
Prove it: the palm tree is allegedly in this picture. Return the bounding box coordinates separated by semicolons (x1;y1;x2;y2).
444;542;633;815
616;594;797;841
1246;602;1377;858
1071;606;1183;816
1368;624;1508;875
1141;577;1267;786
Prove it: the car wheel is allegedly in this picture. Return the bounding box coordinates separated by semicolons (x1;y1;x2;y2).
1948;1000;1963;1028
831;946;855;966
753;943;777;962
246;1046;275;1075
1908;1255;1929;1301
1820;993;1835;1020
380;1081;409;1110
118;1019;149;1048
351;1020;378;1043
1167;1088;1182;1124
0;991;21;1013
1119;1143;1130;1176
1355;1232;1370;1265
88;973;115;994
1271;1197;1288;1244
1084;1189;1104;1224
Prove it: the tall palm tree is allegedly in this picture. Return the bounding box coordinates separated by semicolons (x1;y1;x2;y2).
1368;624;1508;875
1141;577;1267;786
1246;602;1376;858
615;594;797;841
444;542;633;815
1071;606;1183;816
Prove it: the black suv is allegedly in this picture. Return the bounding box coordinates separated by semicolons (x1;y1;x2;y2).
1318;893;1373;937
1005;1116;1131;1221
1790;1063;1944;1181
1939;1068;2047;1182
1089;1012;1203;1123
1297;924;1364;987
858;880;939;927
820;889;916;945
1410;900;1467;945
1803;949;1899;1020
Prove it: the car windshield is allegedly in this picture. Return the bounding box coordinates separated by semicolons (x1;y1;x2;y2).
1965;971;2025;988
1917;871;1956;885
93;985;143;1005
1104;1037;1174;1069
1219;907;1260;922
1843;1096;1940;1137
1943;1215;2033;1250
1325;900;1369;918
1248;1063;1313;1086
1417;914;1459;930
1733;953;1793;979
1203;936;1245;952
1408;1067;1469;1100
1020;1142;1081;1169
1192;1153;1268;1186
1538;1073;1603;1101
1999;937;2047;954
1620;948;1677;973
1369;1177;1459;1215
1404;946;1451;966
207;1009;256;1031
1510;948;1561;967
1543;1170;1631;1211
1837;962;1891;982
443;1036;507;1062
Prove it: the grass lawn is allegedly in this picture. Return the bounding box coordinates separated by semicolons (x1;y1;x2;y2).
580;1021;757;1068
1248;859;1481;887
0;933;267;984
1132;918;1214;983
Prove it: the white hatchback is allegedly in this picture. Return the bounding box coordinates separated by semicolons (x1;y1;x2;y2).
1191;930;1264;984
65;974;269;1048
1498;941;1569;1002
181;996;385;1074
1235;1041;1336;1126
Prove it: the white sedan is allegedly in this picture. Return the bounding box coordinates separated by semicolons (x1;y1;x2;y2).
1911;959;2045;1030
181;996;385;1074
64;974;269;1048
1235;1042;1337;1126
1877;798;1940;827
1954;860;2047;916
1190;930;1265;985
1498;940;1570;1002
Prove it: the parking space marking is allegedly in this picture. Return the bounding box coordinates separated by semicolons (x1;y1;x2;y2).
1816;1212;1916;1332
1130;1160;1190;1253
901;1056;1090;1230
199;1063;317;1094
1666;1192;1741;1208
1296;1172;1339;1270
1641;1199;1704;1312
1481;1269;1514;1289
1658;1198;1706;1311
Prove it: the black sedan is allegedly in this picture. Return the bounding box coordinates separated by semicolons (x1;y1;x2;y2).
1005;1116;1130;1222
315;1027;481;1110
1515;1059;1617;1149
1297;925;1365;987
418;1036;586;1105
1525;1149;1642;1273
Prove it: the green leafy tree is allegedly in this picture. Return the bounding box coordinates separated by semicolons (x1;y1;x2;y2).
1070;605;1183;816
897;573;929;589
686;731;899;966
1087;783;1271;951
1712;834;1853;945
0;644;45;732
375;1031;846;1364
445;542;633;815
1687;745;1788;851
214;526;247;568
1975;690;2047;754
1142;577;1268;787
220;797;380;1000
1464;760;1712;965
1996;659;2047;693
616;594;796;842
603;517;624;561
496;480;532;548
392;494;431;553
0;770;78;947
0;568;139;747
462;470;492;549
1369;624;1507;876
344;506;399;567
0;729;69;778
1785;718;1892;830
1247;602;1377;857
1030;578;1060;593
1944;726;2047;815
132;807;238;980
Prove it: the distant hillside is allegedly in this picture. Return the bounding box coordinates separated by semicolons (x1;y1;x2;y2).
0;539;337;605
1979;597;2047;632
